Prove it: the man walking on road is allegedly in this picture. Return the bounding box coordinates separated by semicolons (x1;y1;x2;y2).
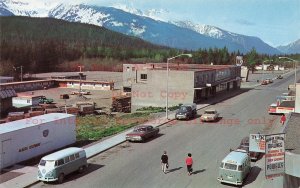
185;153;193;176
161;151;169;174
280;114;286;125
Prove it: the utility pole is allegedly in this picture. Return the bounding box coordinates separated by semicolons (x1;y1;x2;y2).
13;66;23;82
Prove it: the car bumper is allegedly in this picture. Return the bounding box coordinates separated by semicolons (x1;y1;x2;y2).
126;137;143;141
37;176;58;182
217;177;242;185
200;118;215;122
176;115;187;120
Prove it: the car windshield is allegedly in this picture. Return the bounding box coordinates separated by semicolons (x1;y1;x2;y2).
39;160;55;167
224;163;237;170
179;107;189;112
134;127;146;132
205;111;216;114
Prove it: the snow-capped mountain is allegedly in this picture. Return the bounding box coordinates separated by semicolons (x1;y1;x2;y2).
0;0;282;54
277;39;300;54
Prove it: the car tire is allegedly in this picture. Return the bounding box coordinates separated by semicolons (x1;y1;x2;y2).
78;165;86;174
58;173;64;184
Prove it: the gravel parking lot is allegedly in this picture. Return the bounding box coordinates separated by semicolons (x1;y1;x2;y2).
19;71;124;110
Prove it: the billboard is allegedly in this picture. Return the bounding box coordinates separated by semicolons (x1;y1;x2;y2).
265;133;285;178
250;134;266;153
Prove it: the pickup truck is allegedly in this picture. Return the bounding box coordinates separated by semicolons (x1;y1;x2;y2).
175;103;197;120
126;125;159;142
39;96;54;104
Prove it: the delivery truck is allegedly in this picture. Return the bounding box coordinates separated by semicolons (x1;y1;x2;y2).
0;113;76;170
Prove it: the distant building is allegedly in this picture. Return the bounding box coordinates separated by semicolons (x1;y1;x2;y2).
0;76;14;83
12;95;41;108
0;88;17;118
123;63;241;111
56;80;114;90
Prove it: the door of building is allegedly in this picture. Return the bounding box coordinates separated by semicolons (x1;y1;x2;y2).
1;139;13;169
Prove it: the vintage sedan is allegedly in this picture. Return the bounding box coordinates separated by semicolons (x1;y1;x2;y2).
71;90;91;95
200;109;219;122
237;136;260;161
126;125;159;142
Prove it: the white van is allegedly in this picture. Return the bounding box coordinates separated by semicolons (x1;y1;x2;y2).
37;147;87;183
217;150;251;185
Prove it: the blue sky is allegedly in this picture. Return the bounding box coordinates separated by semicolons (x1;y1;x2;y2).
28;0;300;46
85;0;300;47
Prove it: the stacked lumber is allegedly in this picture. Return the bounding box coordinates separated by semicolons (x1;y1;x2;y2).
112;96;131;112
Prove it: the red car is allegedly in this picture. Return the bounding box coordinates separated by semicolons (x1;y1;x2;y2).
126;125;159;142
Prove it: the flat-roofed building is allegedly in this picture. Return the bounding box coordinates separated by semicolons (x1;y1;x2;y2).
123;63;241;111
0;88;17;118
0;76;14;83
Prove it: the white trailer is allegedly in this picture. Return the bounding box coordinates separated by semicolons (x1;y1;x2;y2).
0;113;76;170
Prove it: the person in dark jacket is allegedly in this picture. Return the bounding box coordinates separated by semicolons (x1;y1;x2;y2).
161;151;169;174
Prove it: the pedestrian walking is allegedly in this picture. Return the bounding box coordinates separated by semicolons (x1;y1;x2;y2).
185;153;193;176
161;151;169;174
280;114;286;125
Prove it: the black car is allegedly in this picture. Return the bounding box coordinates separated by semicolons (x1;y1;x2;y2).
277;75;283;79
237;136;260;161
175;106;194;120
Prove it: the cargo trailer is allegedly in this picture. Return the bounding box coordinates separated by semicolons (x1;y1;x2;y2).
0;113;76;170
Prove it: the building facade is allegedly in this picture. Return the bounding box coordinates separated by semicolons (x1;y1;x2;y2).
123;63;241;111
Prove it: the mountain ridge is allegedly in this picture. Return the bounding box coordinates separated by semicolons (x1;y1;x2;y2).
0;0;285;54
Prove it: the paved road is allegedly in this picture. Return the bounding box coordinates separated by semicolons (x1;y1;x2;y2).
31;73;296;188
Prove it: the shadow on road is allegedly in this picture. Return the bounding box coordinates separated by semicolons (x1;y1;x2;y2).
192;169;206;175
167;167;182;173
243;166;261;186
48;163;105;185
143;133;164;143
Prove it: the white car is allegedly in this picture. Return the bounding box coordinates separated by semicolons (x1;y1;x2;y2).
71;90;91;95
200;109;219;122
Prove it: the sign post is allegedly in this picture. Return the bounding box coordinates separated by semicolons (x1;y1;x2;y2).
265;133;285;179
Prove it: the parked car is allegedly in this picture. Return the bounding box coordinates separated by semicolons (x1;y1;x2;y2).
37;147;88;184
277;75;283;79
237;136;260;161
261;80;268;85
126;125;159;142
200;109;219;122
175;104;197;120
217;150;251;186
265;78;273;83
71;90;91;95
39;96;54;104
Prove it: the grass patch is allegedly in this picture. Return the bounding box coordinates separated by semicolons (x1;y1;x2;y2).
76;112;150;141
136;105;181;113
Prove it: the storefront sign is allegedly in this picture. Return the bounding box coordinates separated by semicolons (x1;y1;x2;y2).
265;133;285;178
250;133;265;153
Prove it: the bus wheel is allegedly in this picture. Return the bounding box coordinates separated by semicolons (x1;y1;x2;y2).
58;173;64;184
78;166;86;173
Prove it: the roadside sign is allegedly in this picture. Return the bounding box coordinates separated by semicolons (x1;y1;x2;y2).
265;133;285;179
250;134;265;153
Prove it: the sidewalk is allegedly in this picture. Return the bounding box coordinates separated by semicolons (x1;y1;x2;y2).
244;114;286;188
0;82;275;188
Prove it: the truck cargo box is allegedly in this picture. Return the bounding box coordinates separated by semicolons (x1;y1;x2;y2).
0;113;76;170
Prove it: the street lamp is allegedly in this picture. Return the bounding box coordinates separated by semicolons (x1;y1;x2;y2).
166;53;193;119
279;57;298;86
262;59;273;81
